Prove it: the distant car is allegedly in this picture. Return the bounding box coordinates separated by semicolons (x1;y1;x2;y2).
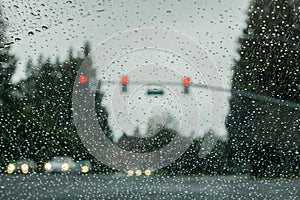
6;159;37;174
44;156;91;174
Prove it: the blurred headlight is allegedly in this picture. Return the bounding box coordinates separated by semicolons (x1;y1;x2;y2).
21;164;29;174
81;166;89;173
44;162;52;171
7;163;16;174
144;169;151;176
127;170;134;176
135;169;142;176
61;162;70;172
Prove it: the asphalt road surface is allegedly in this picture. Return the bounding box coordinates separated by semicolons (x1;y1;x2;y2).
0;174;299;199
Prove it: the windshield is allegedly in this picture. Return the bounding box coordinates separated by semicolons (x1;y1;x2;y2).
0;0;299;199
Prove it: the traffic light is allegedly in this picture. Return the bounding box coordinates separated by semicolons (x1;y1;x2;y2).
121;76;129;92
79;75;88;84
183;77;190;94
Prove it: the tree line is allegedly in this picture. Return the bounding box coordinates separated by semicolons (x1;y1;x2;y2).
1;0;299;177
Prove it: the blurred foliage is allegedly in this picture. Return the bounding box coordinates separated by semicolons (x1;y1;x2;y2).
0;8;19;169
0;38;112;172
226;0;300;177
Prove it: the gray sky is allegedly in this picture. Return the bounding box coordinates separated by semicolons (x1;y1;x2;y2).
2;0;250;139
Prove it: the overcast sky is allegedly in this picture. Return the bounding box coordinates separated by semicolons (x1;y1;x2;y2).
2;0;250;139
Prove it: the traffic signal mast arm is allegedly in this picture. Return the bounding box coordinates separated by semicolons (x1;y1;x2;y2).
109;78;299;110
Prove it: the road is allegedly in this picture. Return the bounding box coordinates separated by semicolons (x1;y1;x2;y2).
0;174;299;199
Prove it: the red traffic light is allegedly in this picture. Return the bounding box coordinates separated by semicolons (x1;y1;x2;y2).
183;77;191;87
79;75;88;84
121;76;129;85
121;76;129;92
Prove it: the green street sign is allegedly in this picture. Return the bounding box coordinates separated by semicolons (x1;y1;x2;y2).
147;89;164;96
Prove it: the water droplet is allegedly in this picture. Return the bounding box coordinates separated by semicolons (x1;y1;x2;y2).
4;42;13;47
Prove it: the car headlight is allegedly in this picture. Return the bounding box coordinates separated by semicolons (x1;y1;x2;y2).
127;170;134;176
7;163;16;174
135;169;142;176
21;164;29;174
61;162;70;172
44;162;52;171
144;169;151;176
81;166;89;173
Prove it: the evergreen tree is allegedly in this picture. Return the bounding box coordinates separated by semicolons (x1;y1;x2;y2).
19;43;96;164
0;8;19;168
226;0;300;177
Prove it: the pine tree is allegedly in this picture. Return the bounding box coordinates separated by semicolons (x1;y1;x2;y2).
0;8;19;168
19;43;96;163
226;0;300;177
